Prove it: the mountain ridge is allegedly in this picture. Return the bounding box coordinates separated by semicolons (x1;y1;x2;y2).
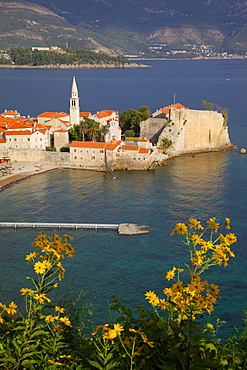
0;0;246;57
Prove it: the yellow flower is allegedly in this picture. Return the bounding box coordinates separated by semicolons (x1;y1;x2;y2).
34;294;51;304
0;315;4;324
42;260;52;270
48;360;62;366
170;223;188;236
45;315;57;323
191;234;204;245
144;291;160;306
166;267;176;281
26;252;39;263
34;261;46;274
189;280;205;294
55;306;65;313
225;218;231;229
163;287;173;296
188;218;204;230
207;217;219;232
158;299;168;310
208;283;220;296
102;328;117;340
201;241;214;251
142;334;154;348
224;233;237;245
6;301;17;315
20;288;34;295
59;316;72;327
113;323;124;335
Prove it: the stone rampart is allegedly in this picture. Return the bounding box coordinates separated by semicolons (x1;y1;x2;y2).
157;108;232;155
0;149;70;165
140;118;167;144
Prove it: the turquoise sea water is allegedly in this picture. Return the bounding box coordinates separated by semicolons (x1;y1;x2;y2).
0;59;247;337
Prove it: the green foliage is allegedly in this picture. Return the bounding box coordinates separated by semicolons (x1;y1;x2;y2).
60;146;70;152
161;137;173;149
120;106;150;135
69;117;109;142
201;100;229;125
124;129;136;138
8;48;130;67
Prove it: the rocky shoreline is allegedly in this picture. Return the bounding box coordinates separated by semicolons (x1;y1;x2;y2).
0;62;150;69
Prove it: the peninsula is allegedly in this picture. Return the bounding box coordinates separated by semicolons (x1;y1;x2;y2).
0;76;233;188
0;48;148;70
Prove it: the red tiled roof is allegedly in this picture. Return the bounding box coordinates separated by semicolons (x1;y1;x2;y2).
37;112;69;118
70;140;122;150
55;129;68;133
6;122;31;130
121;145;139;151
94;110;117;119
0;110;20;116
160;103;189;115
70;141;106;149
139;148;149;154
0;138;6;143
80;112;91;117
105;140;122;150
138;137;150;142
5;130;31;136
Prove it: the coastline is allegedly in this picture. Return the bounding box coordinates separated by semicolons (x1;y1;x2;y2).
0;161;59;190
0;62;150;70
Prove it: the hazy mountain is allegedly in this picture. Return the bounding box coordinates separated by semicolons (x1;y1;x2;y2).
0;0;246;56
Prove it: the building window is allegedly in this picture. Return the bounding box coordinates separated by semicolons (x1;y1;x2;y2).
74;149;76;152
74;156;77;159
28;138;30;141
91;156;95;160
40;138;42;141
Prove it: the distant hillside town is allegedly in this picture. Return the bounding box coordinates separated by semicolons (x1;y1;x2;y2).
0;77;233;171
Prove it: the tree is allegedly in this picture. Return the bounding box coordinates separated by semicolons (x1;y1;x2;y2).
124;129;135;138
99;125;109;142
119;106;150;136
201;100;215;110
201;100;229;125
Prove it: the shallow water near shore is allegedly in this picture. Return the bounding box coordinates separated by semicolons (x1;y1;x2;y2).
0;59;247;338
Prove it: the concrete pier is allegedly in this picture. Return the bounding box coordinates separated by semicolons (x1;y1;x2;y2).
0;222;150;235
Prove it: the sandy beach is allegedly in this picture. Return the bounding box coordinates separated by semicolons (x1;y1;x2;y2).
0;161;59;190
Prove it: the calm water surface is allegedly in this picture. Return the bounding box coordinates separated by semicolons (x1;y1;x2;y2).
0;59;247;337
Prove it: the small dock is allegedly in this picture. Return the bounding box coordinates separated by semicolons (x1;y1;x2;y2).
0;222;150;235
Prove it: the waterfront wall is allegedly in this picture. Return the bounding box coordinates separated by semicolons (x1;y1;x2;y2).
140;118;167;145
0;149;71;165
157;108;232;155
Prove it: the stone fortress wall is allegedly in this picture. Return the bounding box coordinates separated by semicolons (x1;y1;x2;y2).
140;107;232;157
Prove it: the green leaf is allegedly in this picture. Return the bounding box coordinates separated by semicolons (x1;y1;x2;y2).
156;320;166;329
106;362;120;370
88;359;103;369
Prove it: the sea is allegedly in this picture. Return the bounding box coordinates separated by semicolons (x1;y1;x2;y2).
0;59;247;338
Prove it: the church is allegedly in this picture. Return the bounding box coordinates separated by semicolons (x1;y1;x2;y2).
69;76;122;143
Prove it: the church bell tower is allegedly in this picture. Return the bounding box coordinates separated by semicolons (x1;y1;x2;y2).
69;76;80;126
